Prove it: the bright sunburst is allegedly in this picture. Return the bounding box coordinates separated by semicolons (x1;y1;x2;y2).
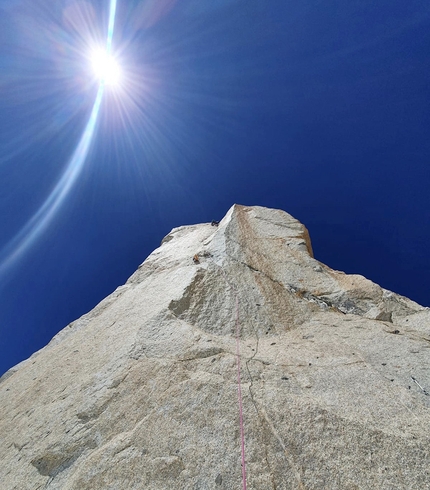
0;0;121;276
91;48;121;86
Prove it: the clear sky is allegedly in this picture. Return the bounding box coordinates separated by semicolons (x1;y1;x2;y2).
1;0;429;377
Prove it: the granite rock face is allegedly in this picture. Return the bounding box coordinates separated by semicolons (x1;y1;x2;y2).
1;204;429;489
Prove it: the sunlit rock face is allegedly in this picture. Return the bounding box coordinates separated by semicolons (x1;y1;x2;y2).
1;204;429;489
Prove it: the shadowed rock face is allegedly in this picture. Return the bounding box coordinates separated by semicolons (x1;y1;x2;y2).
1;204;429;489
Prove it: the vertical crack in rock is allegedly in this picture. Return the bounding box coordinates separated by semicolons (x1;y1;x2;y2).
246;344;279;490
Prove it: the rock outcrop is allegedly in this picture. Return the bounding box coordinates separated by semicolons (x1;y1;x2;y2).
1;204;429;489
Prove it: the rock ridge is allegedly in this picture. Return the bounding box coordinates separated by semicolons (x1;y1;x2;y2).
0;204;429;489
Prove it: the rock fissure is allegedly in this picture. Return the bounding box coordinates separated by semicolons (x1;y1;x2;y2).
258;403;306;489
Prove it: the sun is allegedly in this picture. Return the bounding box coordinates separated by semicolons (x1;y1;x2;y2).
91;48;121;86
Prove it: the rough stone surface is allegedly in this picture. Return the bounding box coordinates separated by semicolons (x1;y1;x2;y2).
1;204;429;489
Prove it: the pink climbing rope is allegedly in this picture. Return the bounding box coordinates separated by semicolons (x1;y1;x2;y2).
234;294;247;490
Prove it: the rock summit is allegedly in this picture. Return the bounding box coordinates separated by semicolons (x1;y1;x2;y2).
1;204;429;489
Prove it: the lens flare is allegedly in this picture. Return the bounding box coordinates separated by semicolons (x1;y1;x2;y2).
0;0;118;276
0;86;103;276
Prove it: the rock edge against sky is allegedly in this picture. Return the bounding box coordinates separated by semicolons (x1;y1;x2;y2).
1;204;429;489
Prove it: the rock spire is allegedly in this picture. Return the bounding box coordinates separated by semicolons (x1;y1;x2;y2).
1;204;429;489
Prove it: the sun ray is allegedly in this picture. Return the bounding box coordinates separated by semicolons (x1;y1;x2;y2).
0;0;118;276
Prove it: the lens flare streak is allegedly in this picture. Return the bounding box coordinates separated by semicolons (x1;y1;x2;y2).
0;0;117;276
107;0;117;55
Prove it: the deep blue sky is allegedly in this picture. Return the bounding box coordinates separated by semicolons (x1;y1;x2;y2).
1;0;429;376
